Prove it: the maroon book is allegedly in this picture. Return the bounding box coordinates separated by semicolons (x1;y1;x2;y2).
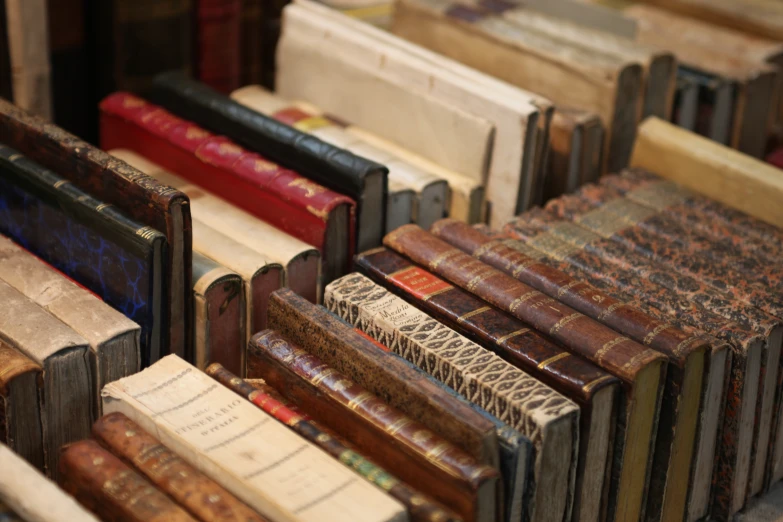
197;0;242;93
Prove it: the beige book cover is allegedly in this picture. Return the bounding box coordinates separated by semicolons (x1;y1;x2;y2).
518;0;638;38
5;0;52;119
102;355;407;522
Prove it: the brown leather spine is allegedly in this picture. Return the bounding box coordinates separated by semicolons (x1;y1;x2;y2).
0;341;40;397
92;413;266;522
249;330;497;522
58;440;198;522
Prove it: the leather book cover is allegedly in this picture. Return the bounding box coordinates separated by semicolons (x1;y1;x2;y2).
100;92;356;281
0;144;166;368
240;0;263;85
92;412;267;522
207;363;461;522
267;288;501;469
59;439;198;522
0;96;191;363
197;0;241;94
148;71;388;253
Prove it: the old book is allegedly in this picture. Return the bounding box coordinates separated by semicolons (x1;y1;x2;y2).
0;235;140;417
101;93;353;285
5;0;52;119
384;225;668;522
432;218;709;522
192;218;283;340
672;74;699;132
230;86;450;230
0;442;99;522
386;180;415;232
240;0;263;85
546;107;603;199
192;252;245;375
0;145;165;367
149;72;389;253
59;440;198;522
281;0;547;227
0;98;191;363
196;0;241;93
515;0;638;37
0;341;43;471
676;67;737;145
92;412;267;522
355;247;619;522
102;355;407;522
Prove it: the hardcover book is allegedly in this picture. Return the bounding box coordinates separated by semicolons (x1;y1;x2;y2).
196;0;241;94
546;106;604;200
5;0;52;119
0;341;43;471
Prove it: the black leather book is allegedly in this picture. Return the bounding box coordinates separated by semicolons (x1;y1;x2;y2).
147;71;389;252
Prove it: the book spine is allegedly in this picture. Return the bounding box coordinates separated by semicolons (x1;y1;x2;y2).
197;0;241;93
92;412;266;522
206;364;461;522
0;341;43;471
58;440;198;522
240;0;263;85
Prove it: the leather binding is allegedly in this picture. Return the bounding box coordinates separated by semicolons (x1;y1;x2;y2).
249;330;497;522
240;0;263;85
100;92;355;284
0;341;43;471
59;439;198;522
208;362;461;522
196;0;241;94
267;288;501;469
0;97;191;363
147;71;389;253
356;247;618;522
0;144;166;368
92;412;267;522
384;225;668;522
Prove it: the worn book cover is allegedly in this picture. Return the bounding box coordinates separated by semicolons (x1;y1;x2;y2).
0;341;43;472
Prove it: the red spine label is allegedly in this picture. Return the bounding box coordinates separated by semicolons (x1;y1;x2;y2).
386;266;453;301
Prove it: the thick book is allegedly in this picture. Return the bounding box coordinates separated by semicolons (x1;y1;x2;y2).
546;106;604;200
92;413;267;522
0;97;191;363
101;93;353;284
102;355;407;522
148;72;388;254
0;235;141;417
356;247;619;522
192;252;245;375
5;0;52;119
196;0;241;94
0;341;43;471
0;145;166;367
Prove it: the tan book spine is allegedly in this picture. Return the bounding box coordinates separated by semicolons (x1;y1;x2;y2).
5;0;52;119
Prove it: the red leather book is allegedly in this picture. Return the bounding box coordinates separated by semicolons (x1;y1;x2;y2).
197;0;242;94
100;92;356;276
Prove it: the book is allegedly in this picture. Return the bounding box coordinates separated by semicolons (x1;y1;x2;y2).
267;288;501;468
672;74;699;132
100;93;353;285
384;225;668;522
546;107;604;200
92;412;267;522
149;72;388;254
386;180;415;232
326;273;581;522
102;355;407;522
0;341;43;471
0;145;166;367
0;97;192;363
0;0;11;102
240;0;263;85
196;0;241;94
355;247;619;522
5;0;52;120
192;252;245;375
0;442;99;522
59;439;198;522
676;67;737;145
0;235;141;417
113;149;322;305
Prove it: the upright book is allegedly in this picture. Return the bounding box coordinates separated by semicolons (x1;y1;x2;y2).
196;0;241;93
0;341;43;471
5;0;52;119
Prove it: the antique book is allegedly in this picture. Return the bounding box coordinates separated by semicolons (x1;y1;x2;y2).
59;440;198;522
631;117;783;228
192;252;245;375
0;98;191;362
101;93;353;285
672;74;699;132
111;149;321;305
0;145;166;367
0;442;99;522
149;72;388;253
281;0;547;227
0;235;140;416
211;361;464;522
0;341;43;471
546;107;603;200
355;247;619;522
92;413;267;522
392;0;641;176
384;225;667;522
192;218;283;339
326;274;581;522
196;0;241;93
240;0;263;85
230;86;450;230
676;67;737;145
516;0;638;37
102;355;407;522
5;0;52;119
386;180;415;232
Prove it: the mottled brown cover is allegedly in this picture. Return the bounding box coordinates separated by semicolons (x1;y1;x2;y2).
267;288;499;468
92;412;266;522
248;330;498;522
0;340;42;470
58;440;198;522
